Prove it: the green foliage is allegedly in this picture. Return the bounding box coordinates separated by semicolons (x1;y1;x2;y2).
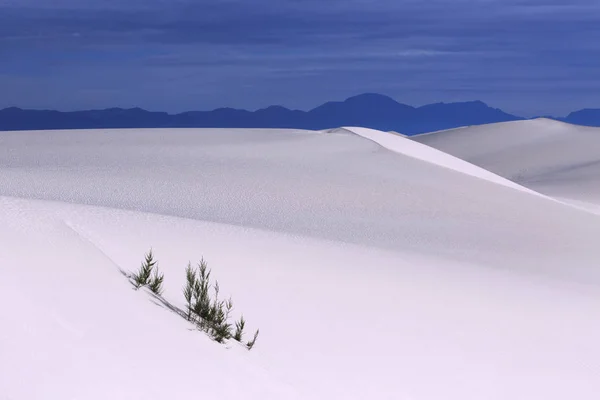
247;329;259;350
192;259;212;324
131;251;259;349
148;266;164;296
184;259;254;345
211;297;233;343
183;263;196;321
132;249;157;288
234;315;245;342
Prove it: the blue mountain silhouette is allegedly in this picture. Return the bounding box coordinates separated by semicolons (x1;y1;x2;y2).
560;109;600;127
1;93;592;134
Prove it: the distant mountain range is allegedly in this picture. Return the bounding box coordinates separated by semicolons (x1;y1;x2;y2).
2;93;600;135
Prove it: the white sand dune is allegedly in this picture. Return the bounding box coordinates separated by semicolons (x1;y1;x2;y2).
412;118;600;206
1;127;599;276
1;126;600;400
340;126;538;194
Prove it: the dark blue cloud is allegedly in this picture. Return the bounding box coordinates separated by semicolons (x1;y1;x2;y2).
1;0;600;116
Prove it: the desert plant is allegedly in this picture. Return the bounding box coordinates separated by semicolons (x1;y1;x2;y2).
234;315;245;342
224;298;233;322
247;329;259;350
131;252;259;347
192;259;212;324
180;257;259;346
183;263;196;321
148;266;164;296
208;281;222;323
132;249;157;288
211;312;231;342
211;297;233;343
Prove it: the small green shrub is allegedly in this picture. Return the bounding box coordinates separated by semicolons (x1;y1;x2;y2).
148;266;164;296
234;316;245;342
132;249;157;288
183;263;196;321
130;251;259;349
210;297;233;343
185;259;257;347
192;259;212;324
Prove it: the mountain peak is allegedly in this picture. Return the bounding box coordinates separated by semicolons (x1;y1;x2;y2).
257;105;292;113
1;107;25;112
345;93;398;103
563;108;600;126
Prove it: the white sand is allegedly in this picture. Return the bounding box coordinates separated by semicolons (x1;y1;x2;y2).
1;126;600;399
412;118;600;206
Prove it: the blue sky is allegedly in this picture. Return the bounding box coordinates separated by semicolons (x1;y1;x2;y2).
1;0;600;116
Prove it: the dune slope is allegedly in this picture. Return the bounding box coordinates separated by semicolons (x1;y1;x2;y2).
1;127;600;400
412;119;600;206
1;127;600;276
